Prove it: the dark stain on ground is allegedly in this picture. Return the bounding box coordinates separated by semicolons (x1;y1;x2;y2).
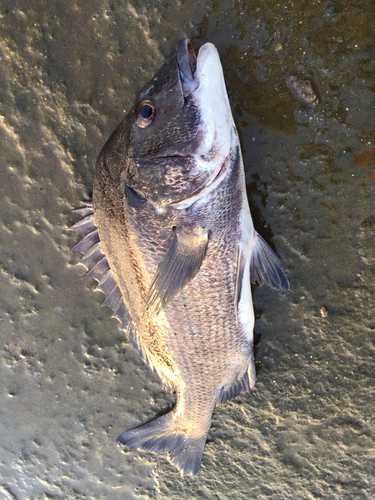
355;147;375;168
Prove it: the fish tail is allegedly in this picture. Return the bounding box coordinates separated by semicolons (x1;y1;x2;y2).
117;413;208;476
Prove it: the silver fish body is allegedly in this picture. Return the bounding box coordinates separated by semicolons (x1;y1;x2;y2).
71;39;289;475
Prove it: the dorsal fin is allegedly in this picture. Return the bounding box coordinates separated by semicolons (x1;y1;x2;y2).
70;202;138;349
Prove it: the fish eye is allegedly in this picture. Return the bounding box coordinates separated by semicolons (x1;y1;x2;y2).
136;100;156;128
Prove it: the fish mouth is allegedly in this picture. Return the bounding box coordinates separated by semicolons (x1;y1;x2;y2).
176;39;198;97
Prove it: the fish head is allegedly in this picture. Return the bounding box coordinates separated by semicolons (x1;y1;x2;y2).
100;39;235;208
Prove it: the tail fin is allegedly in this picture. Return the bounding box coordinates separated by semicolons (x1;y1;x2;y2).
117;413;208;476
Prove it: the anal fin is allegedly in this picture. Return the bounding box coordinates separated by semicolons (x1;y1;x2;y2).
146;226;209;316
217;370;251;405
217;358;256;405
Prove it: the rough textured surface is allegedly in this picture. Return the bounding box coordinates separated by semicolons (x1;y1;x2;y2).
0;0;374;498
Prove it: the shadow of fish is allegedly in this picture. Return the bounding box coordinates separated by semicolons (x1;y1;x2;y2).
70;39;289;476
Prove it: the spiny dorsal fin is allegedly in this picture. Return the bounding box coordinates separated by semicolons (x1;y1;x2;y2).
70;202;136;342
146;226;209;317
250;232;289;291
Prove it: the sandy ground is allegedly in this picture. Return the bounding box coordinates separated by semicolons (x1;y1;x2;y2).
0;0;374;498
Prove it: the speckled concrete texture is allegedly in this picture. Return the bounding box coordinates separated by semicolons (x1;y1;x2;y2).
0;0;375;498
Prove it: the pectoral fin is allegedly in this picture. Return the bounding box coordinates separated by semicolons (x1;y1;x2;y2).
146;226;209;316
250;232;289;290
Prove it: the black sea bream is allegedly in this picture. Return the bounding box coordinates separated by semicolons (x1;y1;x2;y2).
71;39;289;475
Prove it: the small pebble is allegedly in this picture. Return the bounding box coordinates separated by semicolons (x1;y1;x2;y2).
285;73;319;105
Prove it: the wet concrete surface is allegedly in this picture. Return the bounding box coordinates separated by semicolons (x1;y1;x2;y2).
0;0;374;498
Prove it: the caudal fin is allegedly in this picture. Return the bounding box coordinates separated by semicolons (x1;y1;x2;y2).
117;413;208;475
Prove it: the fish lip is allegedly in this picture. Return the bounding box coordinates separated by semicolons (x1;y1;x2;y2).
176;39;196;81
194;42;217;74
176;39;198;97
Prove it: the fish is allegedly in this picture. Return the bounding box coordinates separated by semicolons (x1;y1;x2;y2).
70;38;289;476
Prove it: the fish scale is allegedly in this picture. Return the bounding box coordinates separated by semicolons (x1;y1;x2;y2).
71;39;289;475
